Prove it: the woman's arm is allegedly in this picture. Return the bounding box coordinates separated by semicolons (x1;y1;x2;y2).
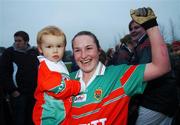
144;26;170;81
131;7;171;81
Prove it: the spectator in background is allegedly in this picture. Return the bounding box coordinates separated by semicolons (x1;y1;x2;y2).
111;34;135;65
128;19;179;125
172;41;180;55
171;41;180;87
0;31;39;125
99;49;107;65
105;47;114;66
71;55;79;72
0;47;6;57
171;41;180;125
0;47;7;125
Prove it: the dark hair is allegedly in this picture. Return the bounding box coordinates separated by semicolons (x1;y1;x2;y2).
14;31;29;42
128;20;135;31
71;31;101;49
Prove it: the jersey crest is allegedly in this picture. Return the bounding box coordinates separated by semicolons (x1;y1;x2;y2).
94;88;102;100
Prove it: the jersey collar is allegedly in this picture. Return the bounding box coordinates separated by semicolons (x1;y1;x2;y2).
75;62;106;87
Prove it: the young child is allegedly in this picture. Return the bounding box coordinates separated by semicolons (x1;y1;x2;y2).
32;26;84;125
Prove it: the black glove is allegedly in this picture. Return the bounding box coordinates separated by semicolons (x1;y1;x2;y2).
130;7;158;30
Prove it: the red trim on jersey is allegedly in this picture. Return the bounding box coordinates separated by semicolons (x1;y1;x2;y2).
120;65;138;85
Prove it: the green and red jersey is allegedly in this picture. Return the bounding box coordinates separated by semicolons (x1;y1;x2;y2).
64;62;146;125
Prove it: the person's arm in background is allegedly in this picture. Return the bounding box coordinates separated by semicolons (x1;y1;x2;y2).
131;7;171;81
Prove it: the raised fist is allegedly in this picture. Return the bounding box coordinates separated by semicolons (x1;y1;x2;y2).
130;7;158;30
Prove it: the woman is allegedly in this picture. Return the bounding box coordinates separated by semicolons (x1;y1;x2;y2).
63;7;170;125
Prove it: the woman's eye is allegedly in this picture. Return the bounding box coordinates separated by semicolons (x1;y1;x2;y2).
87;47;92;50
47;46;51;48
74;49;80;52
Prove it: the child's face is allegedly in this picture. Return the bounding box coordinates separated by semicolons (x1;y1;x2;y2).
38;34;65;62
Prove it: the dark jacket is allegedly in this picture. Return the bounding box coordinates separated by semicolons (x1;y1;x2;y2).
0;45;39;95
133;34;178;117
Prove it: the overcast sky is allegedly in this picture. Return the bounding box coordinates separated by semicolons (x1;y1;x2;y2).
1;0;180;50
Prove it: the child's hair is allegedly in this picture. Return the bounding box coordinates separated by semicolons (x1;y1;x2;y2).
37;26;66;46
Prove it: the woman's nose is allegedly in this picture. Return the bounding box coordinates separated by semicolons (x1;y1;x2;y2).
81;49;87;58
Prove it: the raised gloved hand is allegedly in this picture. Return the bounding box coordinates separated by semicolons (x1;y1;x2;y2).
130;7;158;30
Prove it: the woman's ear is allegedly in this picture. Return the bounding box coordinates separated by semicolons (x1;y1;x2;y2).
99;48;102;55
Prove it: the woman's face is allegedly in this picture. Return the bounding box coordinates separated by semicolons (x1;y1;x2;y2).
72;35;100;74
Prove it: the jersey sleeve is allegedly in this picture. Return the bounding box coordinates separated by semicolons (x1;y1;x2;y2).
120;64;147;96
38;61;81;99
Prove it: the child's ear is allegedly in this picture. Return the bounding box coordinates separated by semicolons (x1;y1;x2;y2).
38;46;43;54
